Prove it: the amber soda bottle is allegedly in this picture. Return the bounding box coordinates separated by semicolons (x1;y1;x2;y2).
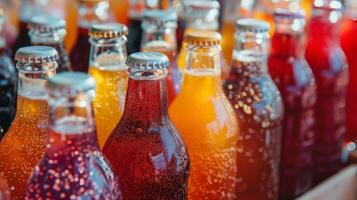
169;31;239;199
88;23;129;148
141;9;181;104
70;0;112;72
268;11;317;199
223;19;283;200
103;52;189;199
0;46;58;199
305;0;348;183
29;15;71;72
24;72;122;200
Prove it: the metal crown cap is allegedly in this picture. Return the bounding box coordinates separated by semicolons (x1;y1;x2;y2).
236;18;270;33
142;9;178;25
184;30;222;46
89;23;128;39
47;72;95;95
29;15;66;34
274;9;306;20
184;0;220;10
126;52;170;70
15;46;59;64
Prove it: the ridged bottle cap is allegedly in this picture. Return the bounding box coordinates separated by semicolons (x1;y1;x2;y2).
236;18;270;33
142;9;178;26
47;72;95;95
274;9;306;20
29;15;66;34
184;30;222;46
89;23;128;39
15;46;59;64
126;52;170;70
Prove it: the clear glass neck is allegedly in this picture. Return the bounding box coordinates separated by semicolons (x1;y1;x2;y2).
19;0;49;22
129;0;173;19
77;0;111;28
89;36;127;70
186;45;222;72
184;8;219;31
140;22;177;53
255;0;301;12
29;30;66;45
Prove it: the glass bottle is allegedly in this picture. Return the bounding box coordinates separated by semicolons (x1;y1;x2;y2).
88;23;129;149
70;0;112;72
169;31;239;199
341;0;357;145
29;15;72;72
24;72;122;200
177;0;221;73
0;46;58;199
305;0;348;183
103;52;189;199
223;18;283;200
141;9;180;104
268;11;316;199
11;0;49;55
0;11;16;136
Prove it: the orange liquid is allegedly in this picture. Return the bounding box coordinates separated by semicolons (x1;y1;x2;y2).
64;0;78;51
110;0;129;25
89;54;128;149
169;69;239;199
0;95;48;200
221;21;236;71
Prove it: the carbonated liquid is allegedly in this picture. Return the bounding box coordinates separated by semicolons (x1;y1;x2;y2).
24;117;121;199
89;54;128;148
70;27;90;72
224;55;283;200
269;32;316;198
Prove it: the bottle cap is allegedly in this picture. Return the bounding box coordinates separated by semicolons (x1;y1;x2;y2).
15;46;59;64
47;72;95;96
89;23;128;39
184;30;222;46
29;15;66;34
126;52;170;70
274;9;306;20
236;18;270;33
142;9;178;26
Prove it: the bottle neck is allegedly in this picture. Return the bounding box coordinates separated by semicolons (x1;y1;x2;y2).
184;6;219;31
122;71;169;122
19;0;48;23
345;0;357;18
47;91;98;155
186;45;222;71
77;0;110;29
89;36;127;70
29;30;66;45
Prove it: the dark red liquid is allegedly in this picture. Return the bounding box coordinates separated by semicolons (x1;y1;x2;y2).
127;18;142;54
341;16;357;143
269;32;317;199
24;123;121;199
223;58;282;200
11;21;31;57
33;42;71;72
70;27;90;72
306;10;348;183
0;48;16;136
103;77;189;200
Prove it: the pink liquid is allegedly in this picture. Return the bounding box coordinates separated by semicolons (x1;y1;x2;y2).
341;16;357;143
103;77;189;199
24;119;121;199
306;9;348;183
70;27;90;72
269;32;316;199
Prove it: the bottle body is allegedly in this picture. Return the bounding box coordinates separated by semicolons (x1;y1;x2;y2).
305;1;348;183
269;31;316;198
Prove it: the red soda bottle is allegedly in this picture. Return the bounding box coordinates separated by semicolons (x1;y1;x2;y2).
223;19;283;200
141;9;181;104
23;72;122;200
306;0;349;183
29;15;72;72
103;52;189;199
70;0;112;72
341;0;357;145
268;10;317;199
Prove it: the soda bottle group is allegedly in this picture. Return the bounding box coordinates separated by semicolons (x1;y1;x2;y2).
0;0;355;199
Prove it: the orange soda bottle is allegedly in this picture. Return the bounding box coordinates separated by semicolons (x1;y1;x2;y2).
223;18;284;200
0;46;58;199
169;31;239;199
177;0;220;72
110;0;130;25
141;9;181;104
88;23;129;148
70;0;112;72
